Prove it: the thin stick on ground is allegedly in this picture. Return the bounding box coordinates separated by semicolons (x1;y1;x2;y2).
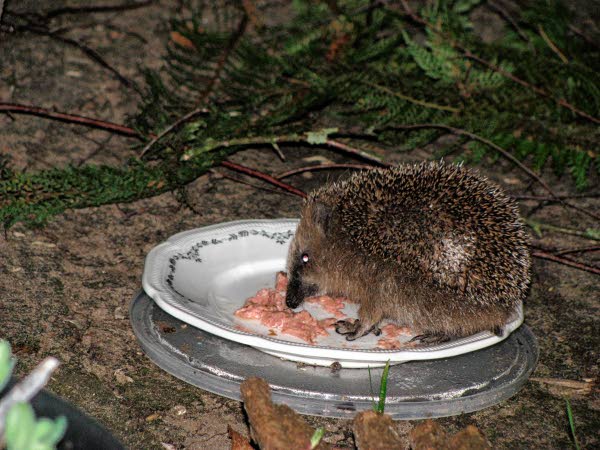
487;1;531;45
361;80;460;113
532;250;600;275
326;139;389;167
139;14;248;158
512;193;600;201
554;245;600;256
211;169;300;198
1;102;386;168
0;102;143;137
220;160;307;198
183;132;387;166
4;15;139;92
43;0;154;19
277;163;375;179
527;219;600;241
568;24;600;50
538;25;569;63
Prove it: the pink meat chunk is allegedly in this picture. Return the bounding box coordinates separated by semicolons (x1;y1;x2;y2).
234;273;347;344
275;271;288;292
376;338;404;350
306;295;347;318
381;324;412;338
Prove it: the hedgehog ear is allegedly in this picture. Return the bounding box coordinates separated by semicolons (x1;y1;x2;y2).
311;200;334;233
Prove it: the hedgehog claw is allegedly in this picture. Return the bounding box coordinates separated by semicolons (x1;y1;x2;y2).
335;319;359;336
409;333;452;345
335;320;380;340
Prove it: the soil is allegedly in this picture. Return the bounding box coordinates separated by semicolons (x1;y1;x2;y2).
1;1;598;449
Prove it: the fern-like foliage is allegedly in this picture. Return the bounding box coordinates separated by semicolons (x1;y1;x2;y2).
1;0;598;228
136;0;599;183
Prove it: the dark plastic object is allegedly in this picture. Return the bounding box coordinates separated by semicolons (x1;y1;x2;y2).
130;291;539;419
4;379;126;450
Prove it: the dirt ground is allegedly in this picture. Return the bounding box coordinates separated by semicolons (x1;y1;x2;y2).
1;1;598;449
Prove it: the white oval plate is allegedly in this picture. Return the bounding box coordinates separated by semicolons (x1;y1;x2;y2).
142;219;524;368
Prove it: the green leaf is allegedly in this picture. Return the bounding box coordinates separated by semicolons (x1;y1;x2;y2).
5;402;36;450
310;427;325;449
585;229;600;240
306;128;339;145
453;0;482;14
377;360;391;414
566;399;581;450
0;340;15;392
527;219;543;238
368;366;377;411
32;416;67;447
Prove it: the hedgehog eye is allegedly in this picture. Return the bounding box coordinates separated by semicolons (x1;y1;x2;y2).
301;253;309;264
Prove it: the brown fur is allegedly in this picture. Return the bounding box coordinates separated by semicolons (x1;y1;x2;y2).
285;162;531;340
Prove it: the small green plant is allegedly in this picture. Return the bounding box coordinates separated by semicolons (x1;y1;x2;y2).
377;360;391;414
4;403;67;450
309;427;325;449
0;340;67;450
565;399;581;450
0;342;14;394
368;360;391;414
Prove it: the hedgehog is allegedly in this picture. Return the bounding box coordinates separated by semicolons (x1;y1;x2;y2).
284;161;531;343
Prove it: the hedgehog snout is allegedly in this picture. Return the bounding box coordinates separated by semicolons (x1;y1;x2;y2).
285;272;319;309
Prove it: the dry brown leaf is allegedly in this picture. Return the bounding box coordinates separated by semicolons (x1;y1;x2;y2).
170;31;195;49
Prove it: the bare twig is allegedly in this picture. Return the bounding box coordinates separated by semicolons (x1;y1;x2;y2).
538;25;568;63
277;163;374;179
568;24;600;50
183;132;387;166
212;170;299;198
526;219;600;241
361;80;460;113
512;193;600;201
561;200;600;221
138;107;209;157
4;15;139;92
395;0;600;125
532;250;600;275
50;32;140;92
326;139;388;166
220;161;307;198
0;102;143;137
554;245;600;256
139;14;248;158
43;1;154;19
487;1;531;45
270;142;285;161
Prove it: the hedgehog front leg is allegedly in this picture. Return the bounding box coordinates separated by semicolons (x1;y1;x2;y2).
335;303;383;341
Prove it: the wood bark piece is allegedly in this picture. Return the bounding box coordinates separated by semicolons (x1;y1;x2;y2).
447;425;492;450
240;377;331;450
409;420;449;450
409;420;491;450
228;425;254;450
353;410;404;449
